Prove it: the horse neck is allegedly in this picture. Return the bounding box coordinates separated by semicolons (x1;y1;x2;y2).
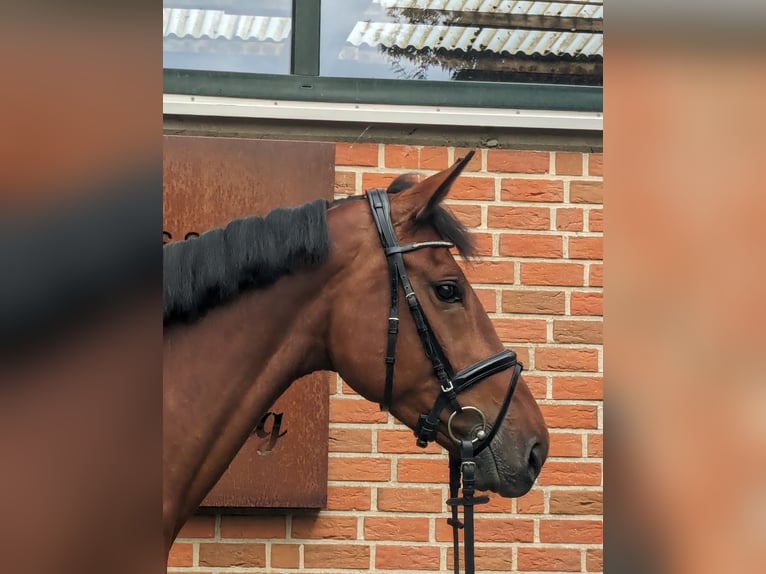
163;267;333;544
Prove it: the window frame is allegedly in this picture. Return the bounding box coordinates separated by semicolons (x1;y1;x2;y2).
162;0;603;114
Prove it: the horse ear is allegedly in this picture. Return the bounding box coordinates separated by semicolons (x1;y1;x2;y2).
393;151;475;222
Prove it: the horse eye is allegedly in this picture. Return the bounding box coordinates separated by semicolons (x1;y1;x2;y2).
435;282;461;302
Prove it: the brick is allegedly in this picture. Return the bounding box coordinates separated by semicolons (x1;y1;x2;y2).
329;397;388;423
220;515;286;539
451;176;495;200
445;203;482;227
498;233;563;258
588;433;603;457
377;429;442;454
518;547;581;572
168;543;193;567
303;543;370;569
553;319;603;344
377;487;444;512
334;170;356;196
552;376;604;400
537;461;602;486
336;142;378;166
469;231;494;256
488;205;550;230
364;516;430;541
550;490;603;515
340;380;356;395
477;495;512;513
328;427;372;453
327;456;391;481
455;147;483;171
549;432;584;456
271;544;300;568
535;347;599;371
199;543;266;567
487;150;549;173
589;264;603;287
570;291;603;316
587;548;604;571
493;318;548;343
362;172;396;191
460;260;515;284
437;517;534;542
588;208;603;232
502;289;565;315
512;345;531;367
501;178;563;202
540;519;603;543
474;287;497;312
556;207;584;231
447;545;514;572
326;486;371;511
375;545;440;570
397;457;450;483
176;515;215;538
541;404;598;428
385;145;448;169
520;262;584;286
516;488;545;513
569;236;603;260
570;180;603;204
522;374;547;400
556;152;584;175
292;515;358;540
588;153;603;176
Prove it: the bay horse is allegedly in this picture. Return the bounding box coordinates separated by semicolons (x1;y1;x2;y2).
163;153;549;558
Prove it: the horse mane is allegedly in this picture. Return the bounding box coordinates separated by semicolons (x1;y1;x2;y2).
333;173;476;259
164;175;473;326
163;199;330;325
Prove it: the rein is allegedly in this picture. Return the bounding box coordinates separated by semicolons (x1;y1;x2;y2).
367;188;523;574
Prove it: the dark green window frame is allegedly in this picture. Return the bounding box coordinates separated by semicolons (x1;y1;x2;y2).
163;0;603;113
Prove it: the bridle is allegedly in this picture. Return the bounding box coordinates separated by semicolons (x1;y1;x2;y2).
367;187;523;574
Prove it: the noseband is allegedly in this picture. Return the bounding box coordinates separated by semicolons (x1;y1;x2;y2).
367;188;523;574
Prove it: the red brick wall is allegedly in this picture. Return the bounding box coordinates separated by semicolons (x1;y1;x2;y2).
168;142;603;573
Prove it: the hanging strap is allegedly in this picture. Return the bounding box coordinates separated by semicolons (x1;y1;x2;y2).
447;440;490;574
448;458;464;574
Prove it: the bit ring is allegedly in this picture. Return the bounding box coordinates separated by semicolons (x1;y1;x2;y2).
447;406;488;444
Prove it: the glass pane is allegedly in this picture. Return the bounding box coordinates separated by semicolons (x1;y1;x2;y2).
321;0;603;86
163;0;292;74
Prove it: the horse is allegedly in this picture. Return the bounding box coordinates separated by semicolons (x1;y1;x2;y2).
162;152;549;561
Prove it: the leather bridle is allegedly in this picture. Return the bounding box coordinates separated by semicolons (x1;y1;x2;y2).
367;187;523;574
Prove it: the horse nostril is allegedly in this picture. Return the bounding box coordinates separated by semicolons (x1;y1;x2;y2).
528;442;544;478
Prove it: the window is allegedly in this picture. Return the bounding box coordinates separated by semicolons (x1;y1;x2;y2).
163;0;293;74
163;0;603;113
320;0;602;86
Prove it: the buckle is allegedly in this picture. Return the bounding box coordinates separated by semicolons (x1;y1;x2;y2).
441;379;455;393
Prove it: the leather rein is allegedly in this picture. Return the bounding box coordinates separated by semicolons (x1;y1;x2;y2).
367;188;523;574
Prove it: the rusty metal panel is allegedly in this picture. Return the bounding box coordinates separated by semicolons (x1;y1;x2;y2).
163;135;334;508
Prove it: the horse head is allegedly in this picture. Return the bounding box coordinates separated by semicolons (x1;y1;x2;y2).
324;154;548;497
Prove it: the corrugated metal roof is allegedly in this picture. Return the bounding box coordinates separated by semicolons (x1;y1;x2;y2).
378;0;603;19
163;8;291;42
347;22;603;58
